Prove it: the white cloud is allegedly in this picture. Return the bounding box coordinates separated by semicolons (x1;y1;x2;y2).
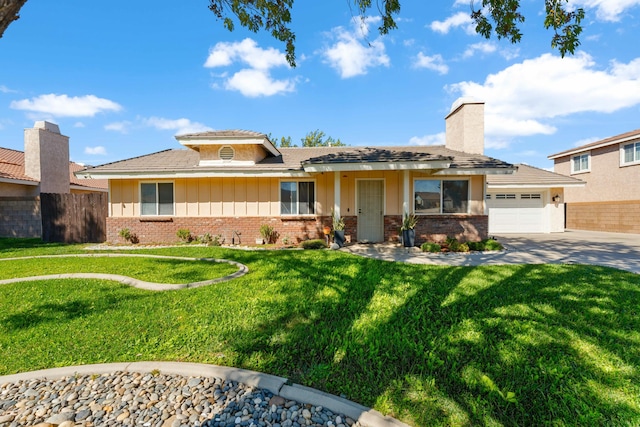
73;122;85;128
573;136;601;147
0;85;17;93
569;0;640;21
224;69;295;97
430;12;475;35
10;94;122;117
321;17;390;78
462;42;497;58
447;52;640;144
104;121;132;133
84;146;107;155
204;38;296;97
143;117;212;135
413;53;449;75
409;132;445;146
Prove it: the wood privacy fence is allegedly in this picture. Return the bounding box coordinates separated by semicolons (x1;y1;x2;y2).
41;193;108;243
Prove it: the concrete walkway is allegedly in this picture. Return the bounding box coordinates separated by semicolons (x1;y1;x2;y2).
341;230;640;274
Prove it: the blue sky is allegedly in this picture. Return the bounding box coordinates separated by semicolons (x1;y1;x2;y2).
1;0;639;169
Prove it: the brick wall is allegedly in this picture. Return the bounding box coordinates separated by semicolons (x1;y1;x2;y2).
0;197;42;238
107;216;335;245
107;214;489;245
566;201;640;234
385;214;488;244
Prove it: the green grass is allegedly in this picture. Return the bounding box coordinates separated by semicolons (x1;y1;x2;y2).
1;239;639;426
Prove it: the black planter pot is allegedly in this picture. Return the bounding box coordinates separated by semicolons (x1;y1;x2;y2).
402;229;416;247
333;230;346;248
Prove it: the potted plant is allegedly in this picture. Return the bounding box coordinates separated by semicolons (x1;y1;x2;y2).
332;210;346;248
401;212;418;247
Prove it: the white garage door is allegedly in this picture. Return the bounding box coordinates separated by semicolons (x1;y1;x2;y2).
487;193;544;233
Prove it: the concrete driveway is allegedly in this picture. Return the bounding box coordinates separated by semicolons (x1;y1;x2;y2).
342;230;640;274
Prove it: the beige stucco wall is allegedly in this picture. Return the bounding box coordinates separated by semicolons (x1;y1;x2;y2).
24;124;70;194
445;102;484;155
549;187;565;232
109;171;485;218
555;144;640;203
0;182;40;197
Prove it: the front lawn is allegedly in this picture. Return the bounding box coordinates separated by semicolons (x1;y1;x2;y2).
1;240;639;426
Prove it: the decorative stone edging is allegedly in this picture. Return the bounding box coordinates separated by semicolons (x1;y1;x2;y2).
0;254;248;291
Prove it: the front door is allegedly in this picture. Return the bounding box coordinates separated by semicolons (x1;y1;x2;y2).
357;180;384;242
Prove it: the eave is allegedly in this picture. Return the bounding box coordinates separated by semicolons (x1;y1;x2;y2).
302;160;452;173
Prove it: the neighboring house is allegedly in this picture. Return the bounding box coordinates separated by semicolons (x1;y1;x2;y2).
548;129;640;234
78;99;522;245
486;164;584;234
0;121;108;238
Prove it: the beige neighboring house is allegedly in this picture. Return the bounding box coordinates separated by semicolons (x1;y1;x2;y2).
486;164;585;234
548;129;640;234
0;121;108;238
77;98;520;245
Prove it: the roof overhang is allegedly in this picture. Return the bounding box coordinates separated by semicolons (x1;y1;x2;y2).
176;135;281;157
433;168;517;176
302;160;451;172
0;177;39;186
75;169;312;179
70;184;108;192
548;133;640;159
487;182;586;189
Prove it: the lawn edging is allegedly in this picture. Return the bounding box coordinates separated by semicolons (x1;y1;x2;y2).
0;362;409;427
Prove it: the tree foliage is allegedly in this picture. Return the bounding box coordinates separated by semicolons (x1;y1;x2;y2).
207;0;584;66
301;130;345;147
0;0;28;38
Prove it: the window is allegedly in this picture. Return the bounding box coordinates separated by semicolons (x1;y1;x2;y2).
141;182;174;216
622;142;640;165
571;153;590;173
414;179;469;214
280;181;315;215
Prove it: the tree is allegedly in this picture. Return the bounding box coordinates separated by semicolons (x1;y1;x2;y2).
267;133;296;147
207;0;584;66
1;1;585;62
301;130;345;147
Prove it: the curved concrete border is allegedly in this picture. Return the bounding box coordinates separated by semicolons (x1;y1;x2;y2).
0;254;248;291
0;362;409;427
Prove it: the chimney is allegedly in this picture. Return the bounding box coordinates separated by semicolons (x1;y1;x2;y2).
445;97;485;155
24;121;70;193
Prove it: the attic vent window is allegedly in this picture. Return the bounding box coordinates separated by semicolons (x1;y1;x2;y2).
219;146;235;161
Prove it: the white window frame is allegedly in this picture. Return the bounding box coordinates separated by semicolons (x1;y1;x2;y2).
620;141;640;166
413;178;470;215
140;181;175;216
571;153;590;174
279;179;316;216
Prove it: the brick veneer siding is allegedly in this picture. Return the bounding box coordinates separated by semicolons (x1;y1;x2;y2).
385;214;488;244
0;197;42;238
107;216;335;245
566;201;640;234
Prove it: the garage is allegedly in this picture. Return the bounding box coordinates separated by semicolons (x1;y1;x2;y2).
486;192;545;234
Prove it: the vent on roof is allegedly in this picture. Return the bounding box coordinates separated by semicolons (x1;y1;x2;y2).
219;146;235;161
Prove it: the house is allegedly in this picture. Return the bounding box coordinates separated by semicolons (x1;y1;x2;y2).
548;129;640;234
485;164;584;234
0;121;108;238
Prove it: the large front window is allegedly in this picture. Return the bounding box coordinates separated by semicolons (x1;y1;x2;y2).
571;153;590;173
622;142;640;165
141;182;174;216
414;179;469;214
280;181;315;215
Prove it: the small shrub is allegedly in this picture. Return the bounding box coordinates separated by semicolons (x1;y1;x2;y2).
210;234;223;247
118;228;138;244
457;242;470;253
483;238;503;251
421;242;441;253
300;239;327;250
467;241;483;251
176;228;192;243
259;224;276;244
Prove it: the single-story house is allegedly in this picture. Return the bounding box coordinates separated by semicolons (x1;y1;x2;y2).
0;121;108;238
548;128;640;234
77;98;583;245
485;164;585;234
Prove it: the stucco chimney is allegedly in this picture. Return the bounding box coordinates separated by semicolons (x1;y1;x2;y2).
24;121;70;193
445;97;485;155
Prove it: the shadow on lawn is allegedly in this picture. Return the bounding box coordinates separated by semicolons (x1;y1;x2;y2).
221;251;640;426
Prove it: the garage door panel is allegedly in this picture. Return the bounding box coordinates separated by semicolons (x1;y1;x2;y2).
488;193;544;233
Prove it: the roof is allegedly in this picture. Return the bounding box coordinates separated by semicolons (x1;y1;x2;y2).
176;129;267;139
548;128;640;159
487;163;585;188
0;146;108;191
77;145;515;178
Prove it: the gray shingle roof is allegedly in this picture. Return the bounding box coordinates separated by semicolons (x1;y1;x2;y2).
80;145;514;175
487;163;584;186
548;128;640;159
176;130;267;139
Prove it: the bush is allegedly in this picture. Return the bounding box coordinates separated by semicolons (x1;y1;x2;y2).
176;229;192;243
483;238;503;251
259;224;276;244
118;228;138;244
457;242;470;252
195;233;223;246
421;242;441;253
300;239;327;250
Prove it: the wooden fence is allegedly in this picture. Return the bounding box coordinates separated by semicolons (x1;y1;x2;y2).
41;193;107;243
